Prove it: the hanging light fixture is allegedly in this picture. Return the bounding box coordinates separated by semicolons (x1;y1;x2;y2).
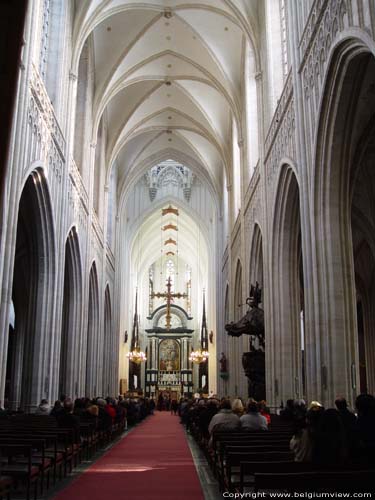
127;289;147;364
189;348;209;364
127;347;147;364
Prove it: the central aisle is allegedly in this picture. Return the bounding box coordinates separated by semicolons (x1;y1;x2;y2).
54;412;204;500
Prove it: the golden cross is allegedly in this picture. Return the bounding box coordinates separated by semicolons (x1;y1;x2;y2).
151;276;187;329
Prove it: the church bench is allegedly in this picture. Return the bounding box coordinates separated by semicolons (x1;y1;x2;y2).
253;470;375;493
0;476;13;500
219;451;294;492
210;434;291;474
0;454;13;500
240;462;375;493
0;433;64;485
218;443;291;477
78;422;99;460
211;432;292;451
0;444;40;500
0;438;51;495
239;461;309;492
0;427;77;476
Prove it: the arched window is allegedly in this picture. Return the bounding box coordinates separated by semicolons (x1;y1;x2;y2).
245;42;259;182
232;117;241;221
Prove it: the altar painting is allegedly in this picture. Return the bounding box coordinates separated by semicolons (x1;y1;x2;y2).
159;339;180;371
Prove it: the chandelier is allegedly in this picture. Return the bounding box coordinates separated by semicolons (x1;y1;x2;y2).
127;346;147;364
189;349;209;364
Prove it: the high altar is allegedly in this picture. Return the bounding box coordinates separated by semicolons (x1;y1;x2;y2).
144;278;194;398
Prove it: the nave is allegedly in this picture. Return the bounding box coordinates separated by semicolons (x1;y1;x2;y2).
53;412;204;500
1;0;375;497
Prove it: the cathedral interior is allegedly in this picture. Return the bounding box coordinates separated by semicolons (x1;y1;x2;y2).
1;0;375;415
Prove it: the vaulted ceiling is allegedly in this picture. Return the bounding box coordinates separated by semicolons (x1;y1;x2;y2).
72;1;261;200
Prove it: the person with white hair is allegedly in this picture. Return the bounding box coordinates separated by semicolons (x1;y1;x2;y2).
35;398;50;415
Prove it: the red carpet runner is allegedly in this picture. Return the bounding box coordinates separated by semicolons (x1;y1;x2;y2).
53;412;204;500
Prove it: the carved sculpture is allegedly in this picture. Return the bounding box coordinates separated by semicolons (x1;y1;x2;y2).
225;282;265;399
225;282;264;349
219;352;229;380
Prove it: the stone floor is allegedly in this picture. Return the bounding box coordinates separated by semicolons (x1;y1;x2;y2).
185;432;223;500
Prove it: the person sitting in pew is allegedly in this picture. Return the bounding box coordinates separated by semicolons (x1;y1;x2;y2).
56;399;81;441
335;397;357;457
280;399;295;421
313;408;348;465
96;398;113;431
355;393;375;464
240;401;268;431
208;399;240;438
259;400;271;425
290;403;324;462
50;400;63;418
35;398;50;415
232;398;244;417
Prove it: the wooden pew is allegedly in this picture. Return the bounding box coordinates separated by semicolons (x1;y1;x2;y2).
0;444;40;500
254;470;375;493
221;451;294;492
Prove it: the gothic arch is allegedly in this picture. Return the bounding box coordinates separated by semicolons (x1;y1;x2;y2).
313;39;375;399
249;223;264;290
86;262;100;396
271;164;304;403
224;283;230;325
8;168;56;410
234;260;243;321
103;285;113;395
59;227;83;398
228;260;245;396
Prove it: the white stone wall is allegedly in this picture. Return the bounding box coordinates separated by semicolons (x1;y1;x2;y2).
222;0;375;409
1;0;374;411
0;0;118;409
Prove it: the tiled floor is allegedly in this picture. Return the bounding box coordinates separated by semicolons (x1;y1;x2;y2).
186;432;223;500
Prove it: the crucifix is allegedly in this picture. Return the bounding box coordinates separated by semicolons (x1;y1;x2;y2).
151;276;187;329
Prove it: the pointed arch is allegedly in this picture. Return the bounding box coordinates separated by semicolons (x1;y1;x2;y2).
271;164;303;403
59;227;83;398
234;259;243;322
224;283;230;325
86;262;100;397
8;168;56;410
249;223;264;290
313;39;375;398
103;285;113;395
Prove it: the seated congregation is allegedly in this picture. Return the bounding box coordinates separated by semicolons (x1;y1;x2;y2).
1;393;374;498
0;395;154;500
181;393;375;494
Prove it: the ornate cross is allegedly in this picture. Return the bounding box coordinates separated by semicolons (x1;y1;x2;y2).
151;276;187;329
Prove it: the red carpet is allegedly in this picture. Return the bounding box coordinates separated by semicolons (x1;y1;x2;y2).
53;412;204;500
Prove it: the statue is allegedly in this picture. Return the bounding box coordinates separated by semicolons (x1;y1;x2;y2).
242;351;265;401
219;352;227;373
219;352;229;380
225;282;265;399
225;282;264;350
